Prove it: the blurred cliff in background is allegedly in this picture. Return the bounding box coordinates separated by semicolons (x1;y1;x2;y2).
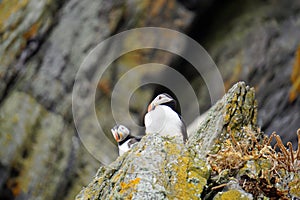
0;0;299;199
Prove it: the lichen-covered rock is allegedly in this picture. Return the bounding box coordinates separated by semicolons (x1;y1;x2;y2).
76;133;210;200
289;173;300;198
75;82;258;199
214;189;252;200
76;82;300;199
188;81;258;155
213;180;253;200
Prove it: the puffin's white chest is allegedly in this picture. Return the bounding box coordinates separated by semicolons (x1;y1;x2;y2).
118;140;131;156
145;105;183;137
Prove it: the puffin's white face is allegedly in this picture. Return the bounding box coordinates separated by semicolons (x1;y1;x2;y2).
111;125;130;142
148;93;174;112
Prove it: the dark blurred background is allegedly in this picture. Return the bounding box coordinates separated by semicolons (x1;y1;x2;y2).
0;0;299;199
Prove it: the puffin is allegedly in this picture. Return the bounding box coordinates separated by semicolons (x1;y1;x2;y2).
144;93;188;143
111;124;141;156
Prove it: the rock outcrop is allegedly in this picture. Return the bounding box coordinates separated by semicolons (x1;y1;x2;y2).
1;0;300;199
76;82;300;199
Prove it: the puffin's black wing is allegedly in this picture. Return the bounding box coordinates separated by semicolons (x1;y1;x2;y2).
179;115;188;143
127;137;140;148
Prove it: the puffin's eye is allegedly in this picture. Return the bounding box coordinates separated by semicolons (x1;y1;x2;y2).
159;96;162;100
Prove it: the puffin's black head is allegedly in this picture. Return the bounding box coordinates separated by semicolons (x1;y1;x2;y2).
147;93;177;112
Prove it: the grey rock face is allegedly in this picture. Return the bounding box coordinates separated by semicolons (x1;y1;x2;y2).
0;0;193;199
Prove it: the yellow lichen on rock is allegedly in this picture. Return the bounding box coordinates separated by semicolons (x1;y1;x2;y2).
187;160;208;199
170;156;190;199
22;20;41;40
289;174;300;198
0;0;29;32
163;141;208;199
119;178;141;199
289;45;300;102
0;0;58;67
214;190;251;200
163;141;190;198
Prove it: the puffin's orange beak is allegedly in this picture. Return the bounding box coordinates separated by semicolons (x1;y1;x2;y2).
118;132;123;140
111;129;120;142
114;132;124;142
115;132;119;141
147;103;154;112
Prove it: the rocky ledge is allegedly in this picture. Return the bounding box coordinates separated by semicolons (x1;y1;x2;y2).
75;82;300;200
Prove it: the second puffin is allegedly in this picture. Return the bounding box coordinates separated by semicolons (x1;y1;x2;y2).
111;125;141;156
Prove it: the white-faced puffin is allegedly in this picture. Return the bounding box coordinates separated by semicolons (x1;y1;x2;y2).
144;93;188;143
111;124;141;156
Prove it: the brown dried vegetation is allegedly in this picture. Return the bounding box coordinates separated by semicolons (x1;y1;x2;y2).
208;128;300;199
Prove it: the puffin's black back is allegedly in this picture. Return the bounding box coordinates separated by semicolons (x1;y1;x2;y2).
160;93;188;143
118;135;141;145
160;93;177;112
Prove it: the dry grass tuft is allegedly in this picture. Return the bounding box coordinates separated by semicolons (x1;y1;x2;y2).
208;128;300;199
